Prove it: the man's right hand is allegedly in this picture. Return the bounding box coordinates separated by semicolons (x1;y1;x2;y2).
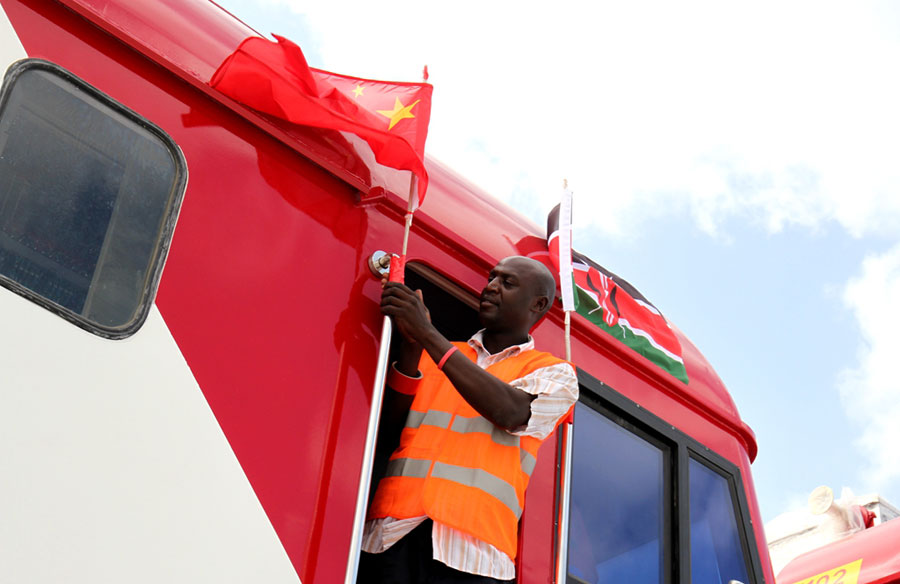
381;282;431;375
380;282;432;341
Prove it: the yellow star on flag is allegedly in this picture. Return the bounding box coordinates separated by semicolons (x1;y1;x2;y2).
352;84;364;98
377;97;420;130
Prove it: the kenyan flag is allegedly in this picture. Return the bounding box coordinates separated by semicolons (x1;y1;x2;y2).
547;203;689;384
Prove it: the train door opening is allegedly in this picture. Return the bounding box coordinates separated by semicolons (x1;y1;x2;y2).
367;262;482;496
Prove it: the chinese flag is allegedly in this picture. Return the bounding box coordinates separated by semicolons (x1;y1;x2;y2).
210;35;432;206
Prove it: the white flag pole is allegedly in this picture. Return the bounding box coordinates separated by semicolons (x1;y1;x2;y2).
555;180;575;583
401;174;417;256
558;180;574;360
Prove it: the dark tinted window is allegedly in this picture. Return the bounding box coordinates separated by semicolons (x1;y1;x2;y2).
690;458;751;584
567;401;669;584
0;60;185;337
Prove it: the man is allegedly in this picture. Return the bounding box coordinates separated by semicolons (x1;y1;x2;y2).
360;256;578;583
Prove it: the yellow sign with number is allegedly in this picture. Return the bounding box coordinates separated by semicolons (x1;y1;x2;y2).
789;559;863;584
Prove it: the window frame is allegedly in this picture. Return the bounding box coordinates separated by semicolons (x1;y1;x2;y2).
0;59;187;339
684;451;762;584
565;368;766;584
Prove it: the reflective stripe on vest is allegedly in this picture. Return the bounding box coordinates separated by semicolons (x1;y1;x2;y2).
386;457;523;518
520;449;537;476
405;411;537;476
405;410;452;430
450;416;519;447
385;457;431;479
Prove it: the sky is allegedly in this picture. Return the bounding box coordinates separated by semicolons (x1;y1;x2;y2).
211;0;900;526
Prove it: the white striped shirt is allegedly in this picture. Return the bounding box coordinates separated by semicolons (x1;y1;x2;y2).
361;330;578;579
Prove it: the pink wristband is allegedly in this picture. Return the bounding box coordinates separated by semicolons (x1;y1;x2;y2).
436;346;458;370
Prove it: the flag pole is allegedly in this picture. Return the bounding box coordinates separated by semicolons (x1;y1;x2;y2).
399;63;426;261
345;171;418;584
556;179;574;583
401;174;417;256
563;177;572;362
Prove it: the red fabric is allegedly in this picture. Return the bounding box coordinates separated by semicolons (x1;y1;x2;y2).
210;35;432;204
860;506;877;529
388;254;407;284
386;365;421;396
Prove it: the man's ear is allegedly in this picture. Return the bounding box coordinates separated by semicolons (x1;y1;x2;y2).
532;295;550;316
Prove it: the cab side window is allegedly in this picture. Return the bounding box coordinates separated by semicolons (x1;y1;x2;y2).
567;401;670;584
0;59;186;337
690;458;751;584
565;376;761;584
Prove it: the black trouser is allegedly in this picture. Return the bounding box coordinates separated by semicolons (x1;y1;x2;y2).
357;519;516;584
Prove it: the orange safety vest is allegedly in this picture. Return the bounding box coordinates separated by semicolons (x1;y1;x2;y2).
368;342;568;561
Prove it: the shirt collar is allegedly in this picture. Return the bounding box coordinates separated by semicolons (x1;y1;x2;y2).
468;329;535;359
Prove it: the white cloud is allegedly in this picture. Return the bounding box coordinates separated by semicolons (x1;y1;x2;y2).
249;0;900;241
839;243;900;491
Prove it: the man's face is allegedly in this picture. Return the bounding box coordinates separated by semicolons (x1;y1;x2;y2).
478;257;539;332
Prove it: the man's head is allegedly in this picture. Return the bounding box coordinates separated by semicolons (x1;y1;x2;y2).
479;256;557;334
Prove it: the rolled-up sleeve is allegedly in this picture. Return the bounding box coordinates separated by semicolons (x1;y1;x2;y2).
508;362;578;440
386;362;423;395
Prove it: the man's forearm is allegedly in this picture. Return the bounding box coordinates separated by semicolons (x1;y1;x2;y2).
418;328;533;430
395;339;423;377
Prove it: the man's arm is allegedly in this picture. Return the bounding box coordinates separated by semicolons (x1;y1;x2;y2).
381;282;534;430
507;363;578;438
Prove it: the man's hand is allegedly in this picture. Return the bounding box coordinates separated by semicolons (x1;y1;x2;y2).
380;282;433;343
381;282;431;376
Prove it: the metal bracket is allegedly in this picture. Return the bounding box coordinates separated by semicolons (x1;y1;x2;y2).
368;250;393;279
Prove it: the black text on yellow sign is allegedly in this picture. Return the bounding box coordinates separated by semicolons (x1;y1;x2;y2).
790;559;863;584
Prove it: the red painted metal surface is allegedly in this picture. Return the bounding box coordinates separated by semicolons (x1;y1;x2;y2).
777;520;900;584
1;0;773;582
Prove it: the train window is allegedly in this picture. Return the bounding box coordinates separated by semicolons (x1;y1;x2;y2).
689;457;751;584
566;401;671;584
566;371;764;584
0;59;186;338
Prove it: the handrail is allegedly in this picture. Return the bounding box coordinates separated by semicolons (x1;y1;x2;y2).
555;420;574;583
344;315;393;584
